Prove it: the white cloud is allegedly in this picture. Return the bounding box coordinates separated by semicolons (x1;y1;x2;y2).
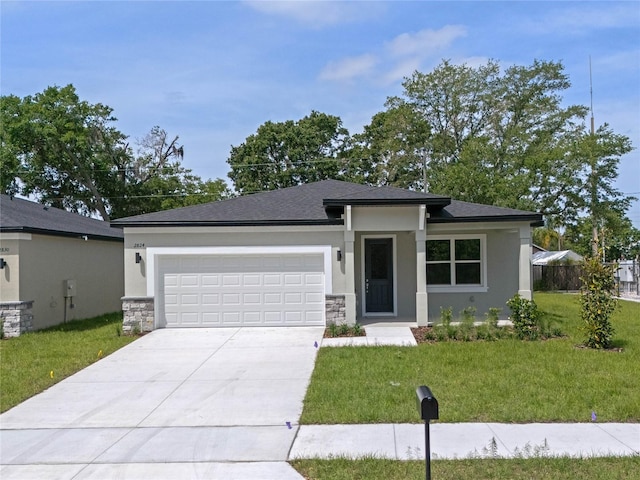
523;4;640;34
319;54;379;82
595;49;640;72
243;0;380;27
386;25;467;58
381;57;424;85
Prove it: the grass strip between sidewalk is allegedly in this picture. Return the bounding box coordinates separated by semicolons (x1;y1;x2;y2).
291;456;640;480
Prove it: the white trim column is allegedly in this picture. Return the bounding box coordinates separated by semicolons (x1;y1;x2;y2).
518;225;533;300
344;205;357;326
416;205;428;326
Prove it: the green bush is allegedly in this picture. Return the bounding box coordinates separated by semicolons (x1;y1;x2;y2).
507;294;541;340
579;253;617;349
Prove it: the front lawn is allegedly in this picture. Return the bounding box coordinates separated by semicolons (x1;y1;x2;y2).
301;293;640;424
291;456;640;480
0;312;136;413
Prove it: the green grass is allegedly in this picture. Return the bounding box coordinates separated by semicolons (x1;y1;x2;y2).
0;312;136;413
301;293;640;424
291;456;640;480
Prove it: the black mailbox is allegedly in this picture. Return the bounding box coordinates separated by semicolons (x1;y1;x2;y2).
416;385;439;421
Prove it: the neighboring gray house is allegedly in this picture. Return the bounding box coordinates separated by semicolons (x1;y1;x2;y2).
111;180;543;332
0;195;124;337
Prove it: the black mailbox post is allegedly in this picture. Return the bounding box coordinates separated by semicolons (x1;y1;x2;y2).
416;386;439;480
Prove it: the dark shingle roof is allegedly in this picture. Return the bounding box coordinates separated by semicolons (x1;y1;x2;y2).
431;200;543;225
0;195;123;241
111;180;542;227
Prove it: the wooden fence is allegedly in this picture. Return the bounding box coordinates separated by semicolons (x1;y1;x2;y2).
533;265;584;291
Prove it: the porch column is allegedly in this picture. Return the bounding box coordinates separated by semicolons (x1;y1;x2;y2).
518;225;533;300
416;205;428;326
344;205;357;326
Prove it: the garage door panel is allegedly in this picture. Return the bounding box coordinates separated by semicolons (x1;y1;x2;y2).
263;293;283;305
222;274;241;286
284;292;302;304
202;294;220;305
223;293;241;305
222;312;241;324
202;312;221;325
243;274;261;286
202;275;220;286
161;253;325;327
242;293;261;304
263;274;282;286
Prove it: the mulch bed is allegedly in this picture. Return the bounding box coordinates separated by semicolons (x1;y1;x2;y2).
411;326;433;344
323;327;366;338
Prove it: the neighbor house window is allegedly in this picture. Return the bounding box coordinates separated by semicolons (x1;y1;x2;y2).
426;236;485;289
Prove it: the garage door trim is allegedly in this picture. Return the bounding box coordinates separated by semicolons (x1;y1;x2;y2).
146;246;333;328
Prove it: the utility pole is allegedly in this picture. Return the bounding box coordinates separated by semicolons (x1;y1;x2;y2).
589;56;599;257
423;150;429;193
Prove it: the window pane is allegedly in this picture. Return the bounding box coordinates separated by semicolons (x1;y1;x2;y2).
455;239;480;260
456;263;481;284
427;263;451;284
426;240;450;261
370;243;388;280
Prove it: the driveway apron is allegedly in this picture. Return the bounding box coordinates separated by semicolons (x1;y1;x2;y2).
0;327;324;479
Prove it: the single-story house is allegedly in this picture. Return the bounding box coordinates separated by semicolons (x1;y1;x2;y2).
0;195;124;337
111;180;543;332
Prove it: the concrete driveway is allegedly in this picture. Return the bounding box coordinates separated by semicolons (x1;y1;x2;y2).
0;327;324;479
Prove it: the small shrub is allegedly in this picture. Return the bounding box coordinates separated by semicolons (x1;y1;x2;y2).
579;252;617;349
328;323;339;337
507;294;541;340
439;306;453;327
353;323;362;336
459;307;476;341
485;308;501;329
338;323;350;335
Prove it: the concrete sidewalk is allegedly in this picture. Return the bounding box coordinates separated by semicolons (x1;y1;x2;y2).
290;422;640;460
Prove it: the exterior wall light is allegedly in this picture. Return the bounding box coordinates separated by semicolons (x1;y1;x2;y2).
0;258;6;269
337;249;342;261
135;252;142;264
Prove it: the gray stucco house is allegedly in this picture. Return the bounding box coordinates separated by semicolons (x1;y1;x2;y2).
0;195;124;337
111;180;543;332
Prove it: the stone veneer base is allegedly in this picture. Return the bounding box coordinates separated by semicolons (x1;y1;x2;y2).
1;301;34;338
121;297;155;334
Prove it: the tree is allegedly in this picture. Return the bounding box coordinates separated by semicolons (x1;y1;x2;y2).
345;103;430;189
1;85;128;219
382;59;604;224
227;111;349;194
575;124;634;255
1;85;230;219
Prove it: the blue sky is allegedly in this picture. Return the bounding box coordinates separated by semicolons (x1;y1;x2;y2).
2;1;639;226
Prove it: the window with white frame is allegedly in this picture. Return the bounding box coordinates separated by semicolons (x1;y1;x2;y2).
426;236;485;288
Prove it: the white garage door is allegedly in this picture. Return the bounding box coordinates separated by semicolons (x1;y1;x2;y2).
160;254;325;327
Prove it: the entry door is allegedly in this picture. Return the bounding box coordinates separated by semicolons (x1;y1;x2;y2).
364;238;394;313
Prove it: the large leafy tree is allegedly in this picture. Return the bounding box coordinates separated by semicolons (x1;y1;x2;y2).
227;111;349;194
345;103;430;189
1;85;229;219
382;59;604;225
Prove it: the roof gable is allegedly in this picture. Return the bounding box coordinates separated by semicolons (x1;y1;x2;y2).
0;195;123;241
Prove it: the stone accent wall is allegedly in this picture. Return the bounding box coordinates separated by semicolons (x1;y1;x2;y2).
1;301;34;338
122;297;155;334
325;294;346;325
